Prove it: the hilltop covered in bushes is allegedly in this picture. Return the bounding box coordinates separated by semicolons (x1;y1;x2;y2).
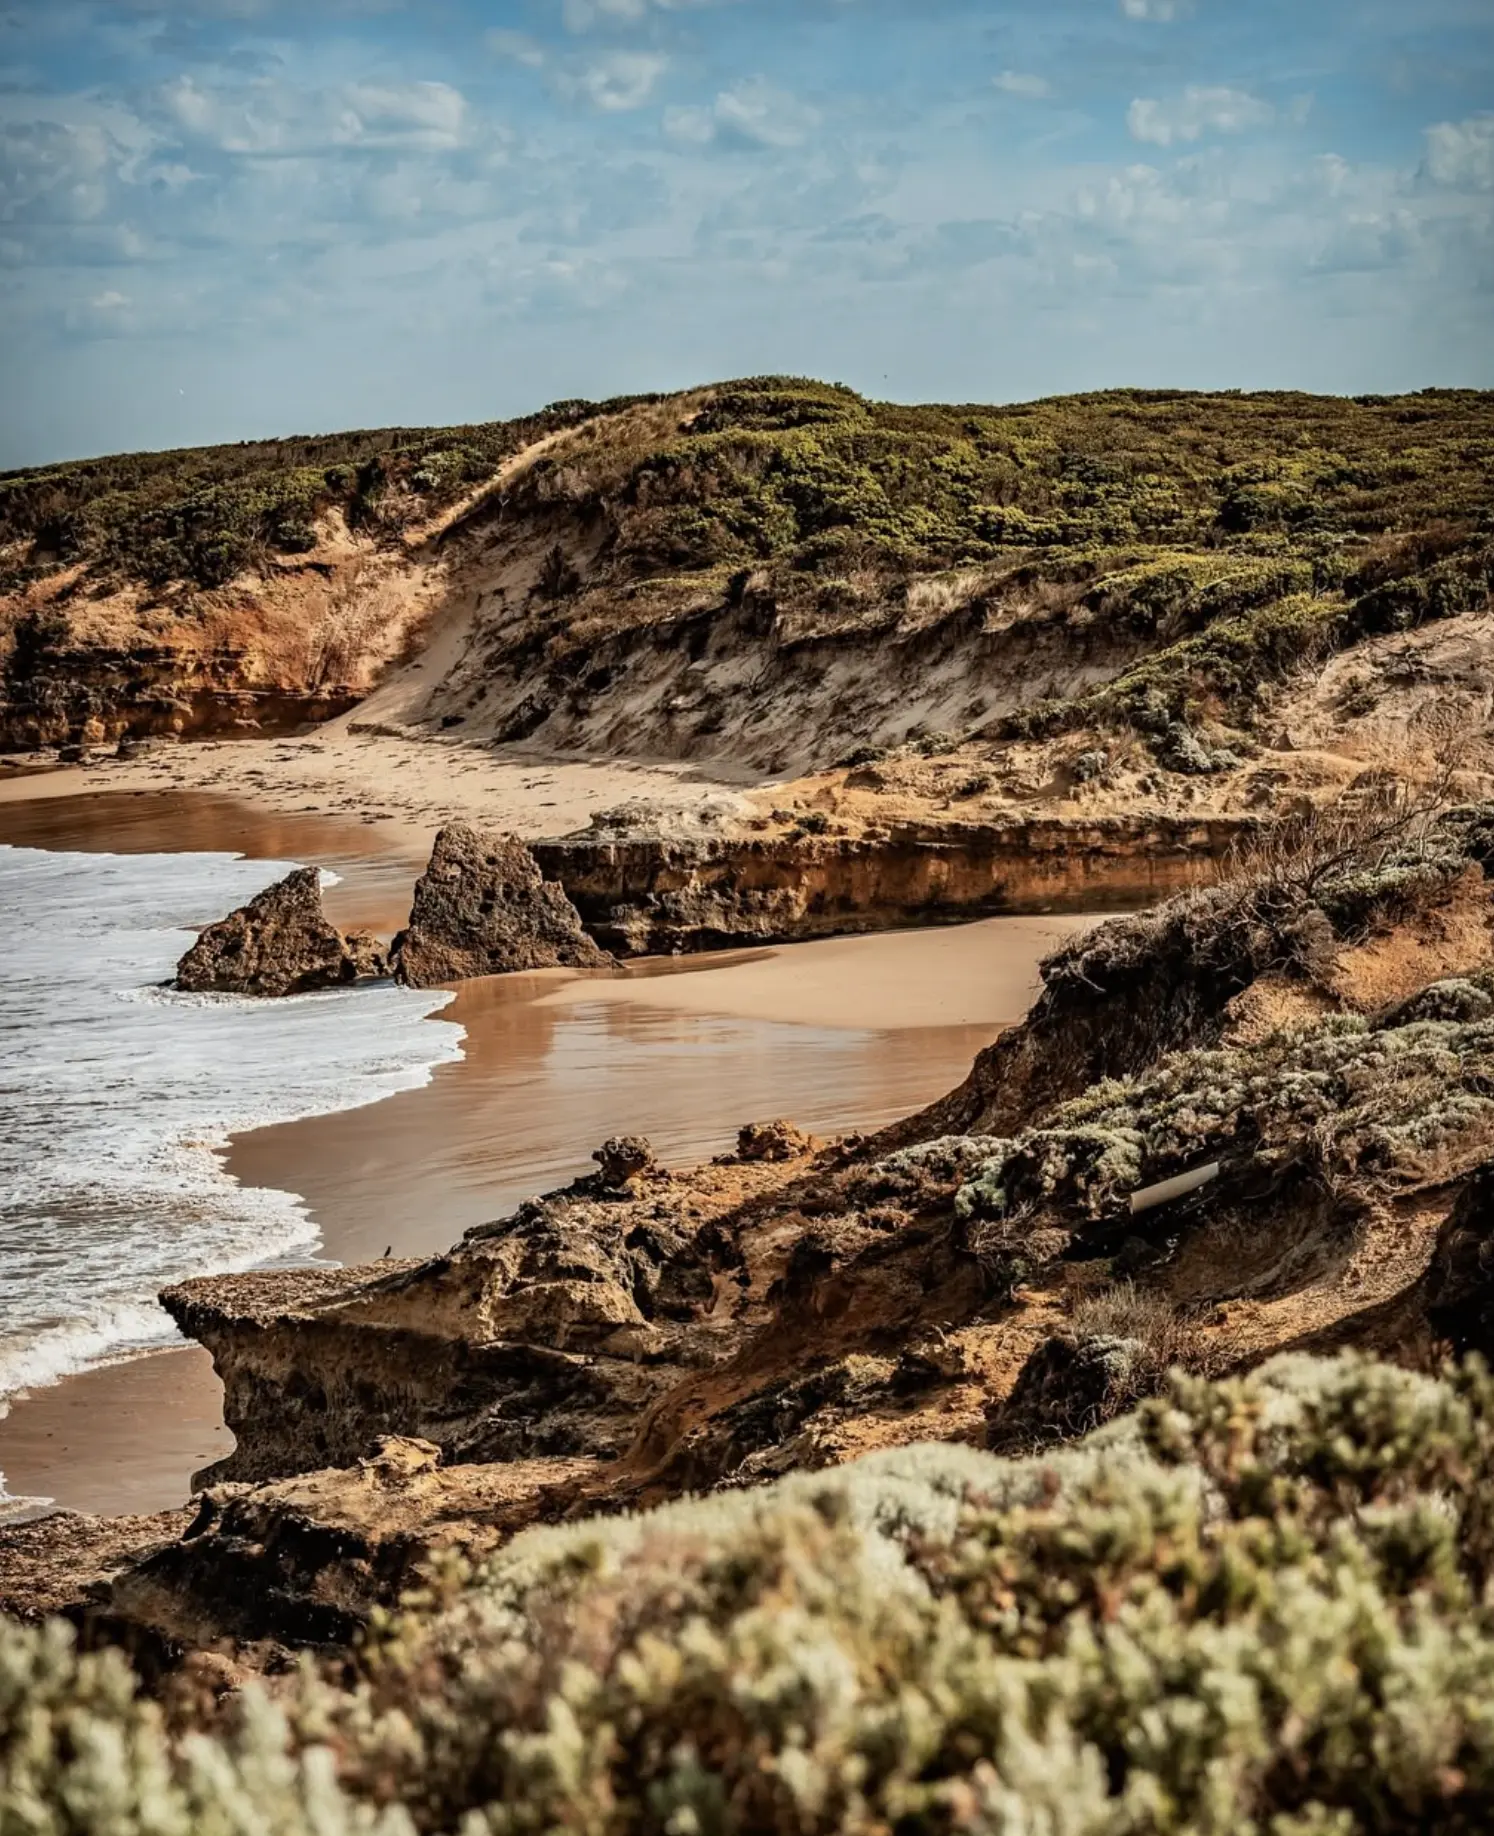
0;395;656;595
3;377;1490;773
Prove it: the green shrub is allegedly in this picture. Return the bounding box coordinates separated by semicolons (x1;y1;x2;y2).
13;1354;1494;1833
0;395;662;592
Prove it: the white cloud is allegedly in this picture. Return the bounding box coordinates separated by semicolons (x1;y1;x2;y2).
993;71;1051;100
1128;86;1273;147
1121;0;1192;18
1425;114;1494;190
662;104;714;144
561;50;667;112
161;75;469;154
91;289;130;310
345;82;467;149
562;0;648;28
0;120;126;224
487;29;547;68
665;79;816;149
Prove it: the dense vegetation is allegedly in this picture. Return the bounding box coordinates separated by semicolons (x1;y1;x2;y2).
0;395;656;593
554;378;1494;575
5;376;1490;765
511;377;1494;757
11;1352;1494;1832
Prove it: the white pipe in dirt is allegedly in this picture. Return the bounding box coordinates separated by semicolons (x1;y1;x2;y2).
1129;1162;1220;1216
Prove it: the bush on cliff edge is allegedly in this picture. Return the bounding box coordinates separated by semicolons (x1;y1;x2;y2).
9;1351;1494;1833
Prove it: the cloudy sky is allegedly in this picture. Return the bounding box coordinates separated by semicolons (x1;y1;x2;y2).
2;0;1491;465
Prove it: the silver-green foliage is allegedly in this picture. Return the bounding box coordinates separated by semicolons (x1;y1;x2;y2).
0;1618;407;1835
9;1355;1494;1833
952;1009;1494;1224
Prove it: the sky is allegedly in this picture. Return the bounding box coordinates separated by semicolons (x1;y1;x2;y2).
1;0;1491;466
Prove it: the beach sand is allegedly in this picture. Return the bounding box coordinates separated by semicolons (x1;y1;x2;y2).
538;915;1098;1033
0;783;1102;1519
0;725;754;860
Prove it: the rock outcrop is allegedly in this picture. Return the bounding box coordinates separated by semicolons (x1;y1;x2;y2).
156;807;1494;1521
532;815;1240;956
391;822;613;987
175;867;388;997
591;1135;658;1189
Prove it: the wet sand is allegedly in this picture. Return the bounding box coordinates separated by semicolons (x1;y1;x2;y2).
224;964;1037;1270
0;787;425;934
0;789;1103;1519
539;916;1098;1033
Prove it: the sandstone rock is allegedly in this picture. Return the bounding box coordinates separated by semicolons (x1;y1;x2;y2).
344;929;390;980
737;1118;813;1162
176;866;384;997
392;822;613;987
358;1436;442;1488
593;1135;657;1189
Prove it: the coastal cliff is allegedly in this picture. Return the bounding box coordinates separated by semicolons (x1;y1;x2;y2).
4;378;1494;1832
5;795;1494;1834
533;811;1241;952
8;797;1485;1665
6;381;1491;806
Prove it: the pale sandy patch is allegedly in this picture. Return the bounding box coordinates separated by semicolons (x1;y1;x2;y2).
0;728;754;859
541;913;1107;1032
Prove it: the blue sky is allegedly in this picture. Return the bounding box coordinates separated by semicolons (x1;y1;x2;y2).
1;0;1490;465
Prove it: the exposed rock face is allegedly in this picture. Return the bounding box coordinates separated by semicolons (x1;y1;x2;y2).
109;1440;598;1651
1422;1164;1494;1355
13;805;1494;1671
152;812;1494;1520
532;815;1240;956
175;867;388;997
343;929;389;981
392;822;613;987
158;1159;761;1488
592;1135;658;1189
890;811;1494;1148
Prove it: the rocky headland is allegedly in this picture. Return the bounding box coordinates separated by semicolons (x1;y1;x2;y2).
3;377;1494;1830
12;796;1494;1656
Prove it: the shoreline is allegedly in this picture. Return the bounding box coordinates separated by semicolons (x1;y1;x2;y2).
0;727;758;860
0;776;1100;1520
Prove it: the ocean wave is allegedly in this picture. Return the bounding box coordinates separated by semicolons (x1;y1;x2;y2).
0;1299;182;1407
0;843;463;1433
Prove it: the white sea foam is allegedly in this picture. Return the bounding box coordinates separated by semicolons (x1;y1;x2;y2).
0;843;462;1426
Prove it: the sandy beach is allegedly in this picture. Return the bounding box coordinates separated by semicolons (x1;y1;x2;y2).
0;724;756;859
0;775;1100;1519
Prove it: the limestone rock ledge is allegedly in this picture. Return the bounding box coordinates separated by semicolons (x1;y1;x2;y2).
14;808;1494;1668
532;812;1245;956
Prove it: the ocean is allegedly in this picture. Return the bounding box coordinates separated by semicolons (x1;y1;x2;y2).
0;842;462;1466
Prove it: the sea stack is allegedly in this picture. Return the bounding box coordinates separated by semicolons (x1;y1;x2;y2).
392;822;613;987
175;865;388;997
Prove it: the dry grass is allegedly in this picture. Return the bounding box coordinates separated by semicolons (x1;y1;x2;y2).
1062;1280;1235;1416
1214;755;1464;905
